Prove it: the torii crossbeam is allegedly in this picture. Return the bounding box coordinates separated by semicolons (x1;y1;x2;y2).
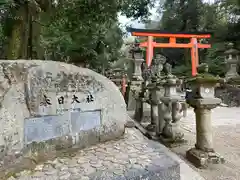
127;28;212;76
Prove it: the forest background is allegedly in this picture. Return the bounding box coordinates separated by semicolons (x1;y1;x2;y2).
0;0;239;77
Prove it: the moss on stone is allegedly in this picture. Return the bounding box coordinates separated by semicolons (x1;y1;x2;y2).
187;73;221;84
5;171;18;179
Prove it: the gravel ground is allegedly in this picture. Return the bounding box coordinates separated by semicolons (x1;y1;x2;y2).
7;128;180;180
138;106;240;180
171;107;240;180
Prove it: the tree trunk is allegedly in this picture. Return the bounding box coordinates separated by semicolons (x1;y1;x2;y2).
6;3;29;59
27;15;33;59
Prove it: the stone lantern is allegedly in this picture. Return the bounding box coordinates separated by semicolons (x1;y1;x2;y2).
155;54;166;78
127;45;144;111
131;46;144;82
157;63;185;143
145;55;166;134
160;76;184;141
186;63;224;168
224;43;240;79
146;76;158;132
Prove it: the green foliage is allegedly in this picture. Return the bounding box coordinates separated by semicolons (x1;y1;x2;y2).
205;43;226;77
0;0;153;70
1;0;238;76
172;64;192;77
121;0;155;20
40;1;124;69
160;0;203;31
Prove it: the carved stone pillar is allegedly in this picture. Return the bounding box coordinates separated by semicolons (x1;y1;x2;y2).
134;95;143;122
134;82;145;123
146;77;158;132
194;107;214;151
186;64;225;168
156;79;166;135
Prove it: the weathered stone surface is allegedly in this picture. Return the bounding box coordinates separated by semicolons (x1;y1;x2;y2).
186;148;225;168
0;60;126;169
7;128;180;180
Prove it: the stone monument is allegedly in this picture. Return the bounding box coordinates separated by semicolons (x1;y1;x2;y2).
186;63;225;168
0;60;127;168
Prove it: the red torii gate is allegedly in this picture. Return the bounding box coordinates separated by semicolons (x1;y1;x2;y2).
128;28;212;76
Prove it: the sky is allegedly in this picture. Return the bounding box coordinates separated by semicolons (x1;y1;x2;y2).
118;0;215;30
118;8;158;30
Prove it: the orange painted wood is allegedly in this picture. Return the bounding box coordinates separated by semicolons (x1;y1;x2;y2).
192;38;199;67
190;38;198;76
132;32;211;38
146;36;154;67
139;42;211;49
132;30;212;76
191;47;197;76
170;37;176;44
121;76;126;96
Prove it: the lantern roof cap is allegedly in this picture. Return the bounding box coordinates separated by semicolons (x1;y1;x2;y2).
224;43;239;55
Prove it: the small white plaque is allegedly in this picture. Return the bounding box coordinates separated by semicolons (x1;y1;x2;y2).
205;88;210;93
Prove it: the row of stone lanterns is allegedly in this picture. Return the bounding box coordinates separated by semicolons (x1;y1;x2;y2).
128;43;226;168
129;45;187;143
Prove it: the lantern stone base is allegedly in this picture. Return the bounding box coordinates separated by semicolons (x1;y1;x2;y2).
186;148;225;168
146;124;156;132
159;135;187;148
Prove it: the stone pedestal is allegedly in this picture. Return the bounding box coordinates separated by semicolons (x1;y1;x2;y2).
149;102;158;130
186;68;225;168
157;102;165;136
134;82;147;123
195;107;213;151
134;95;143;122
